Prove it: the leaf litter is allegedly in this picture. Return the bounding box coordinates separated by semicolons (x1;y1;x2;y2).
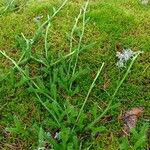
122;107;145;136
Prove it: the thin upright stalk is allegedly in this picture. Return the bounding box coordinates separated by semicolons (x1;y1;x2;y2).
112;53;140;99
88;53;141;128
72;62;104;131
45;15;51;60
33;0;68;42
69;0;89;90
67;8;83;75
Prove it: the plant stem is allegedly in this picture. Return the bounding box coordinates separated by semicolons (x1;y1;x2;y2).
67;8;83;74
69;0;89;90
112;53;140;99
45;15;51;60
33;0;68;42
88;53;141;128
72;62;104;131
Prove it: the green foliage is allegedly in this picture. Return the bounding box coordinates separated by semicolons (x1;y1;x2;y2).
0;0;30;15
6;116;30;139
119;124;149;150
0;0;149;149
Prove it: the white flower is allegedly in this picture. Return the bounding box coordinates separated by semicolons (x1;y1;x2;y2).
116;49;136;68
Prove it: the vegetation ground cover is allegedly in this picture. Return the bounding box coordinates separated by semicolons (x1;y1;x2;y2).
0;0;150;149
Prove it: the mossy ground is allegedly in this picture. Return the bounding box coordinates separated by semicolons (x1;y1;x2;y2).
0;0;150;149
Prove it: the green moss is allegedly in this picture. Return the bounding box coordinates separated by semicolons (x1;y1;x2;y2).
0;0;150;149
